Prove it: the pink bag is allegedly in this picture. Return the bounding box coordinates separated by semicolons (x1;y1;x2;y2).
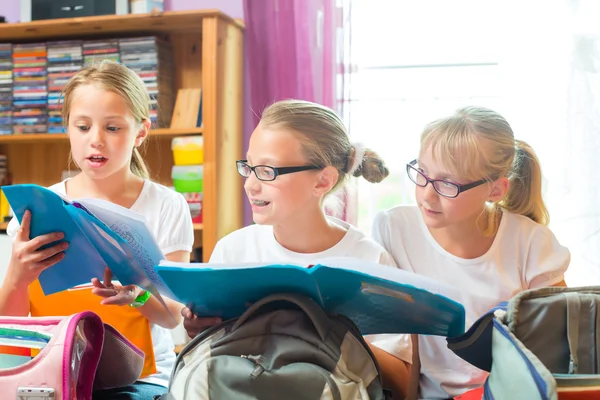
0;311;145;400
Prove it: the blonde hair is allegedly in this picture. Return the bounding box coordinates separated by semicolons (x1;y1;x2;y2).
61;61;150;179
260;99;389;193
421;106;548;235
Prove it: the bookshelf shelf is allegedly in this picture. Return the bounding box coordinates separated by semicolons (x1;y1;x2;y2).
0;11;244;262
0;128;204;144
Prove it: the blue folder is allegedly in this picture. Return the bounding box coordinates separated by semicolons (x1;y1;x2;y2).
1;184;174;300
155;258;466;337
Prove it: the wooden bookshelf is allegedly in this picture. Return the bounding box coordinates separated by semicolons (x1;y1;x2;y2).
0;11;244;262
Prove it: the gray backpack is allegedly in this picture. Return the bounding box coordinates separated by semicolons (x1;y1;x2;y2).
448;286;600;399
160;293;389;400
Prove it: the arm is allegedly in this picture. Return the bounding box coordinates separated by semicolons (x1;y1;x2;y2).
406;334;421;400
369;343;410;399
0;210;68;316
133;250;189;329
91;250;190;329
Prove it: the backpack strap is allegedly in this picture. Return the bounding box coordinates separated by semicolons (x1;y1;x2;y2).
446;302;508;372
231;293;330;340
563;292;581;374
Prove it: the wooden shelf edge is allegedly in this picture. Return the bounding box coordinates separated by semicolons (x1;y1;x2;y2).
0;10;243;41
0;128;203;144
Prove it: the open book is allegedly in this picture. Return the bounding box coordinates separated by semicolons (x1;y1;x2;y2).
155;257;467;337
1;184;175;302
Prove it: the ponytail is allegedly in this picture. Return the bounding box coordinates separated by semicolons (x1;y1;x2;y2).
500;139;549;225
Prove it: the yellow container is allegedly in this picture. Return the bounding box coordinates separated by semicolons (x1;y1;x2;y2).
0;190;8;223
172;136;204;166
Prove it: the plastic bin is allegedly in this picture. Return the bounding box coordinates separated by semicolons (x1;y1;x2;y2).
172;136;203;166
172;165;203;193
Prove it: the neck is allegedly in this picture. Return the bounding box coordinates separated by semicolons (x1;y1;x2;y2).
428;212;496;259
69;167;144;206
272;207;347;254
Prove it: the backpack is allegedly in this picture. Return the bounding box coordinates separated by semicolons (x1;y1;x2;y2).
0;311;145;400
160;293;390;400
447;286;600;400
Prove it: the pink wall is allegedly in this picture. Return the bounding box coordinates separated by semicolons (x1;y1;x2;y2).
1;0;243;22
165;0;243;18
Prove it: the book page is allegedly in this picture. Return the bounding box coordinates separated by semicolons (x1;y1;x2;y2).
75;198;176;300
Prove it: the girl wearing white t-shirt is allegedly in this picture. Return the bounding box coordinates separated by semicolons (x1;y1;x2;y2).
373;106;570;399
0;62;194;399
182;99;412;398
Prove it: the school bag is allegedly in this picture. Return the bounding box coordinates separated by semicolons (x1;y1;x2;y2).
0;311;145;400
159;293;391;400
447;286;600;400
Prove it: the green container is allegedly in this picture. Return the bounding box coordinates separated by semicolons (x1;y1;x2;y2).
172;165;203;193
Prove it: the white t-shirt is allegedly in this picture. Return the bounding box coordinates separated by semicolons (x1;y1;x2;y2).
372;205;570;399
209;216;395;267
7;179;195;388
208;217;411;362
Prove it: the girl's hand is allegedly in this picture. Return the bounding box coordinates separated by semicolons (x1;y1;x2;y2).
181;306;222;338
7;210;68;289
91;267;140;306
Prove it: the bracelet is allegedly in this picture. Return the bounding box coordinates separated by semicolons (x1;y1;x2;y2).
129;290;151;308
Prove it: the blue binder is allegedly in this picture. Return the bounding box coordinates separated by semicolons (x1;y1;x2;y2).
155;257;466;337
1;184;174;300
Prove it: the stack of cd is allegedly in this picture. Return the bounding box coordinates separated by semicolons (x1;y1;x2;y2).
12;43;48;134
47;41;83;133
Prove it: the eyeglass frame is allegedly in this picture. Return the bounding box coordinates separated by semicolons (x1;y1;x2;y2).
236;160;322;182
406;159;488;198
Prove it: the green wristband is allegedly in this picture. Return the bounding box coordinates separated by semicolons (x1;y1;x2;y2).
129;290;151;308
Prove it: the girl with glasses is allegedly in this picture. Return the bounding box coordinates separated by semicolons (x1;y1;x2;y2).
373;106;570;399
182;99;413;397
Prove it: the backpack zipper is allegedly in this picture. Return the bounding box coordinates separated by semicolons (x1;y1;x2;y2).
241;354;266;378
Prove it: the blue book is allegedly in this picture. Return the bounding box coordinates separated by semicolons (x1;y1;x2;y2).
155;257;466;337
1;184;176;304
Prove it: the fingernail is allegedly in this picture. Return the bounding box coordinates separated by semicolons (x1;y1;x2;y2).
56;232;64;238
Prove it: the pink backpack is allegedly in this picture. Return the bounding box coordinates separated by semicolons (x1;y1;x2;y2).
0;311;145;400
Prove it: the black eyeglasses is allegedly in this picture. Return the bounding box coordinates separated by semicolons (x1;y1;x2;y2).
406;159;488;198
236;160;322;182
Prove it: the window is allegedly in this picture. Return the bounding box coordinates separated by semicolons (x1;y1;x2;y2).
343;0;504;233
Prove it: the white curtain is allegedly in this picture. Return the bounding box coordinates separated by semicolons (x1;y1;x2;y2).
347;0;600;286
499;0;600;286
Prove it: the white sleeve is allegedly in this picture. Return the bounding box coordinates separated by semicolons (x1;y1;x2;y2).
365;333;412;364
372;211;393;254
378;250;398;268
208;238;226;263
158;192;194;255
524;226;570;288
6;217;19;239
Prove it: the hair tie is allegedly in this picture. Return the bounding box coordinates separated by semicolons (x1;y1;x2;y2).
347;142;366;175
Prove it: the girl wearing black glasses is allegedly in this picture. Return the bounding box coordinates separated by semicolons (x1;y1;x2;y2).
181;99;413;398
372;106;570;400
